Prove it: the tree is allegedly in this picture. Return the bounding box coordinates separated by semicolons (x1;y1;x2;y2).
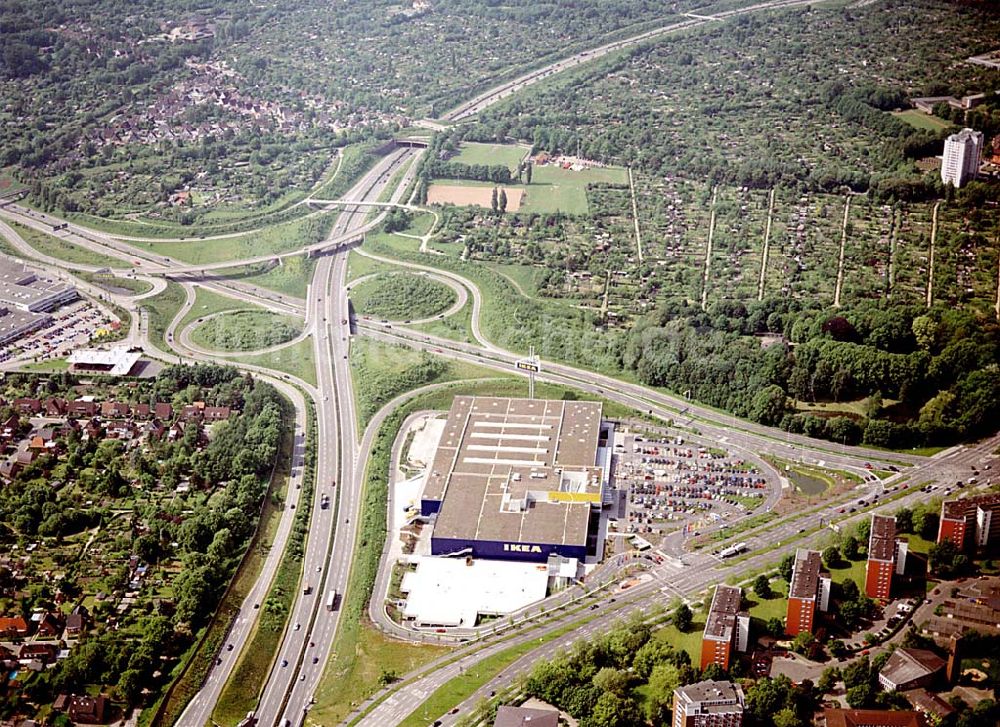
929;541;968;578
841;535;861;561
750;384;788;425
779;553;796;583
792;631;816;655
673;603;693;632
583;692;643;727
822;545;841;568
766;617;785;637
774;707;804;727
645;663;683;723
490;186;498;213
593;667;631;697
525;162;533;184
498;187;508;214
818;666;841;693
754;574;773;599
846;683;873;709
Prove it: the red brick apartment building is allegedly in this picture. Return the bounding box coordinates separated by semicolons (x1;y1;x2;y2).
937;493;1000;552
785;549;830;636
700;585;749;671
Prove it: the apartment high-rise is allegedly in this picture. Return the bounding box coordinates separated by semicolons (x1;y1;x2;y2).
937;493;1000;552
673;680;745;727
865;514;900;600
941;128;983;188
785;549;831;637
700;585;749;671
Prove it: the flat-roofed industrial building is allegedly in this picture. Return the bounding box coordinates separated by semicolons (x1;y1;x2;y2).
422;396;612;563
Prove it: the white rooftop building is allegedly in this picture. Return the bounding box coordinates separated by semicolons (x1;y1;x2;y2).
400;556;549;628
68;347;141;376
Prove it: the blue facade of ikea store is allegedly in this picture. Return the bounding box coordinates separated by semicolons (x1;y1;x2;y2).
421;498;442;517
431;536;587;563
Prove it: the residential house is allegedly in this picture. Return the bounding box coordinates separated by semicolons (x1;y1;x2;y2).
13;398;41;414
133;403;151;419
154;402;173;420
67;400;99;418
65;611;87;637
43;398;67;416
494;706;559;727
18;643;57;664
0;616;30;638
100;401;130;418
0;415;19;441
34;612;62;638
203;405;231;422
68;695;108;724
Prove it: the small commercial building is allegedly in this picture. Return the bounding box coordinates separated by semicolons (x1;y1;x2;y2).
68;347;142;377
422;396;612;563
785;548;830;637
700;585;748;671
878;648;946;692
672;680;744;727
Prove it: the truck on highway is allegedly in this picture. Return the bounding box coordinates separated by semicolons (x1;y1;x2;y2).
303;583;311;595
719;542;748;558
326;589;338;611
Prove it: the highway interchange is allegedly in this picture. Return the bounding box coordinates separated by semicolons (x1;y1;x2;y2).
0;1;997;725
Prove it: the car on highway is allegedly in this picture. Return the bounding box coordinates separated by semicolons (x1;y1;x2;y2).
281;659;288;667
294;623;301;631
313;657;319;664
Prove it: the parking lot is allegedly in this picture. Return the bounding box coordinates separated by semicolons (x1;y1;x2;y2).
612;430;769;545
1;301;119;364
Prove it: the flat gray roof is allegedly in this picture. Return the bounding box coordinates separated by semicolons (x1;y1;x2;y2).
869;514;897;562
427;396;603;546
703;585;742;641
790;549;822;601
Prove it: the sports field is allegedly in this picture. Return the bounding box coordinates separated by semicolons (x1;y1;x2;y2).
891;109;953;132
451;142;529;172
427;184;524;211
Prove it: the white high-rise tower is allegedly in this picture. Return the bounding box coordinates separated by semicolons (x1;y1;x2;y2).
941;128;984;188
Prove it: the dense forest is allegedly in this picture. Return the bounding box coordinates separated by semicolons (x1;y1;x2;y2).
623;293;1000;447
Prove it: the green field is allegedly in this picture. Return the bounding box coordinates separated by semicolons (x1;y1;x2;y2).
891;109;954;132
237;337;317;387
7;219;124;268
138;212;335;265
179;287;260;331
234;256;316;298
451;142;529;172
142;282;187;348
430;162;628;215
522;163;629;214
191;310;303;353
78;272;155;295
349;272;457;321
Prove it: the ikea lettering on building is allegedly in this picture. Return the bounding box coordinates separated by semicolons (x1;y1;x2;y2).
420;396;613;563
